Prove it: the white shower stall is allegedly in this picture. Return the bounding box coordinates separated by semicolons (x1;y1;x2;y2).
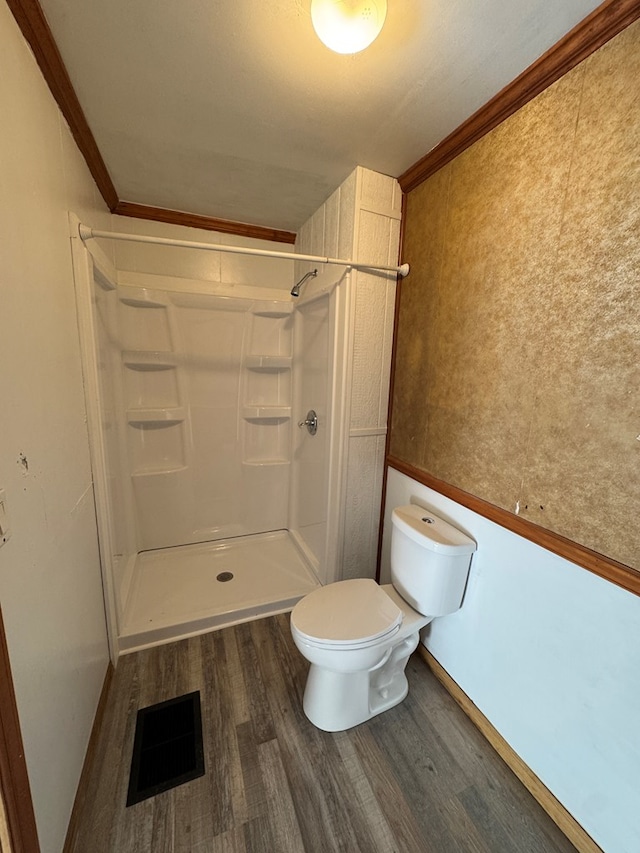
71;167;402;660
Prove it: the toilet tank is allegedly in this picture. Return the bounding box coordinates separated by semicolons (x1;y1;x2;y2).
391;505;476;616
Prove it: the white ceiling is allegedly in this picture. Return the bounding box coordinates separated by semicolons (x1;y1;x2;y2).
39;0;604;232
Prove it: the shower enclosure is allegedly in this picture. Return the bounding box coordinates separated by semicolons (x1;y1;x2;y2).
71;216;351;659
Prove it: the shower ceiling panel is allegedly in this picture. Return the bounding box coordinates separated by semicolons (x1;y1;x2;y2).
36;0;605;231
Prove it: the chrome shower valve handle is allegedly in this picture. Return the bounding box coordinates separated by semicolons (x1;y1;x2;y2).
298;410;318;435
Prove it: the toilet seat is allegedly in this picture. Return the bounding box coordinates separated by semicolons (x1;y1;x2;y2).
291;578;402;649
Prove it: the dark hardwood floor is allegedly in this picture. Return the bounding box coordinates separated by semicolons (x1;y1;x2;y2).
68;614;577;852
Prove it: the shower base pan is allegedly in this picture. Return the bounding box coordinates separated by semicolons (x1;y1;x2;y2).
119;530;320;654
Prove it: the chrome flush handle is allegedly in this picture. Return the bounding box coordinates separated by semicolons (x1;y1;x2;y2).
298;410;318;435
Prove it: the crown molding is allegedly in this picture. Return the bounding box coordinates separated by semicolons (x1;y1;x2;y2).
113;202;297;244
6;0;297;243
400;0;640;192
6;0;119;209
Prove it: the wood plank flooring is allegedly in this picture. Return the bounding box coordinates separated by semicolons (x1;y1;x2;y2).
68;615;577;852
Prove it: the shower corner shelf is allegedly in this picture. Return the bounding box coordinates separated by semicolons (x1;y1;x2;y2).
127;407;186;427
131;465;189;478
118;286;169;309
242;459;291;468
119;296;168;309
242;405;291;422
244;355;292;371
251;301;293;318
123;350;178;371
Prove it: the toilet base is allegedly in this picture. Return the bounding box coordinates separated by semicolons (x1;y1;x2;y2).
301;631;420;732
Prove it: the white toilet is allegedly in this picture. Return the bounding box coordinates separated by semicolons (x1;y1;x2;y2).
290;504;477;731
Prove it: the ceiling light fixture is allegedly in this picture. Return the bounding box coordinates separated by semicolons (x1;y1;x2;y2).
311;0;387;54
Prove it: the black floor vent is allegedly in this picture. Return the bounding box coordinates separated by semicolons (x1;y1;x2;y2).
126;691;205;806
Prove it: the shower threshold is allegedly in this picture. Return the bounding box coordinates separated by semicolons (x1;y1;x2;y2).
118;530;320;654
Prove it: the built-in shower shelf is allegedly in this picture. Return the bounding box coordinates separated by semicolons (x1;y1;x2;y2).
123;351;178;371
120;298;166;309
244;355;292;371
132;466;188;477
242;406;291;422
119;297;167;308
119;286;169;309
242;459;290;468
251;301;293;318
127;407;186;427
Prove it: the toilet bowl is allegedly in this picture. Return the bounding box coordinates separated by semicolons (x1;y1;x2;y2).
291;580;431;731
290;504;476;732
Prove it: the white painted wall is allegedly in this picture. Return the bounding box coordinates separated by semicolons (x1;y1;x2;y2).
0;6;112;852
381;467;640;853
297;167;402;580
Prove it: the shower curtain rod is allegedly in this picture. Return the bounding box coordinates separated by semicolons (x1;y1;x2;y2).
78;223;410;278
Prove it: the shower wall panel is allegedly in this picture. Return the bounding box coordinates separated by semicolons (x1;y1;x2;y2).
296;167;402;581
92;270;138;601
289;289;334;575
119;283;293;551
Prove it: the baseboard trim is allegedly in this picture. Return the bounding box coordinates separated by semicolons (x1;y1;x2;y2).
417;647;604;853
62;662;114;853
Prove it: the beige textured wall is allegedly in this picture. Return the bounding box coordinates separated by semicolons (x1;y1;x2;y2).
390;20;640;570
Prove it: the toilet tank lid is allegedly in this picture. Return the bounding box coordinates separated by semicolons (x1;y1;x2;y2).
392;505;477;555
291;579;402;645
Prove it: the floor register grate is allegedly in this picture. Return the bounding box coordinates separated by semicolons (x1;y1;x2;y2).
126;691;205;806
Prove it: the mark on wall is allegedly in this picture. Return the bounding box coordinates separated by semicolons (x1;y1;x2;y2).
17;452;29;473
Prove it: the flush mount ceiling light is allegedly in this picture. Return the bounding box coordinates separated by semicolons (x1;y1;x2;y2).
311;0;387;54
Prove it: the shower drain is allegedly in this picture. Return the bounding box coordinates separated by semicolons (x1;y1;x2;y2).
216;572;234;583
